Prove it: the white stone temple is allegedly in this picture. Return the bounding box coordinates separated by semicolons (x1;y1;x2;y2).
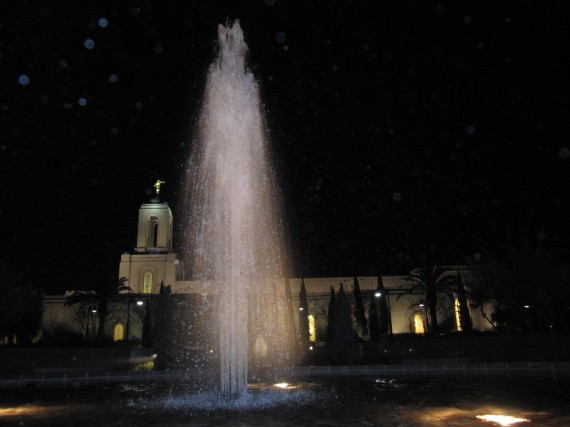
42;195;492;345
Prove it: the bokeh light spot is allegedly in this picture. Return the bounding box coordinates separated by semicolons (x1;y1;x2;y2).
84;38;95;49
18;74;30;86
98;18;108;28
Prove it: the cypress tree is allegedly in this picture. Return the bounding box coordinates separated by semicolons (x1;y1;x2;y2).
377;275;390;335
326;286;336;343
333;283;355;344
353;276;368;338
368;295;381;341
299;278;310;345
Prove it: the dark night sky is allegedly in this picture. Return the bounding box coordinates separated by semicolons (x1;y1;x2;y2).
1;0;569;293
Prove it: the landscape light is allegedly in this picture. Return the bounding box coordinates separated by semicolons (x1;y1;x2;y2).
136;300;144;306
374;291;382;297
273;382;289;389
476;414;530;426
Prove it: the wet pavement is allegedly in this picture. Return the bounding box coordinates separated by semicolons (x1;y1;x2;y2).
0;376;568;426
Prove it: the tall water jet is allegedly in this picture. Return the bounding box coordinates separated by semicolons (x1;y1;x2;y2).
182;21;295;397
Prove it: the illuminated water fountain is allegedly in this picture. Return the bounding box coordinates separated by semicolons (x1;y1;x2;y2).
2;21;569;426
181;20;295;397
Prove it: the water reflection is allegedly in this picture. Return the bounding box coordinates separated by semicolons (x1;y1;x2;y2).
0;377;568;426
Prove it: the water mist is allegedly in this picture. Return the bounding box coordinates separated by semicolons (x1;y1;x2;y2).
182;21;295;397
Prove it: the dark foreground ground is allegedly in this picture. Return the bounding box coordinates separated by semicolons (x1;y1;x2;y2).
0;376;569;426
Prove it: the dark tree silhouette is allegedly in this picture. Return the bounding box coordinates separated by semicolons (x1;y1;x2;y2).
352;276;368;338
471;234;570;335
333;283;355;344
455;271;473;333
142;300;154;347
368;294;381;341
400;266;456;335
376;275;390;335
64;290;98;341
0;260;43;345
298;278;310;346
326;286;336;344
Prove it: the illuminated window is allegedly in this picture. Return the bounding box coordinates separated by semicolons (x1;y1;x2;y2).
143;272;153;294
113;323;124;341
308;314;317;342
149;216;159;247
454;298;462;331
413;314;425;334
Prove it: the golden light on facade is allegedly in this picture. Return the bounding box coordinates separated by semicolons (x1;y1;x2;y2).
476;414;530;426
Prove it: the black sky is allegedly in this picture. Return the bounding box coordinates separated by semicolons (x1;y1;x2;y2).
1;0;569;293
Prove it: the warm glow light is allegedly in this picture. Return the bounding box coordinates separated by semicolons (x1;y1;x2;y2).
0;404;69;417
454;298;462;331
476;414;530;426
308;314;317;342
273;382;289;389
413;313;425;334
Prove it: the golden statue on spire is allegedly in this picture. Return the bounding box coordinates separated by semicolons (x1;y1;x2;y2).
154;180;165;195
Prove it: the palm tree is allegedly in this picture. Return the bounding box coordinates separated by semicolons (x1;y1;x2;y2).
400;266;456;335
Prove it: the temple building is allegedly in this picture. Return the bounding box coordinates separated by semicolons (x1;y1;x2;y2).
41;193;492;345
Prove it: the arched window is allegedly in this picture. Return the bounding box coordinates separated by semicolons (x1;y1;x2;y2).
113;323;125;341
149;216;159;248
143;272;153;294
413;314;425;334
